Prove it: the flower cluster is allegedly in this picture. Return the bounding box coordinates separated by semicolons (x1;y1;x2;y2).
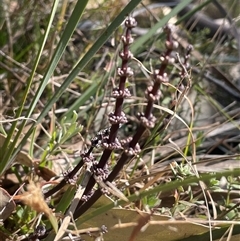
44;16;192;225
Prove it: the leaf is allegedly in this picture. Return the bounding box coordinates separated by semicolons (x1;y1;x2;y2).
78;208;209;241
0;133;56;180
179;224;240;241
76;170;240;240
0;187;16;221
79;208;240;241
14;181;58;233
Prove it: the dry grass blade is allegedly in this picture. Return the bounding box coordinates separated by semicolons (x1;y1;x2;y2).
54;167;91;241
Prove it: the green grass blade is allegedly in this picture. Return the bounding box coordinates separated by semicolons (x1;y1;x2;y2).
32;0;142;123
24;0;89;119
63;66;113;120
65;0;215;120
9;0;142;166
176;0;213;24
131;0;194;54
0;0;60;174
0;0;88;175
76;168;240;225
63;79;102;120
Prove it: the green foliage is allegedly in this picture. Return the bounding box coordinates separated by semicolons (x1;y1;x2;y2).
41;111;83;161
142;194;161;208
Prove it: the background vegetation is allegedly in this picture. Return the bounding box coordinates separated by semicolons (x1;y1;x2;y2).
0;0;239;240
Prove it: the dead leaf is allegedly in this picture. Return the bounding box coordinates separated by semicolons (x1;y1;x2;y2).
0;187;16;221
14;181;58;233
78;208;240;241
